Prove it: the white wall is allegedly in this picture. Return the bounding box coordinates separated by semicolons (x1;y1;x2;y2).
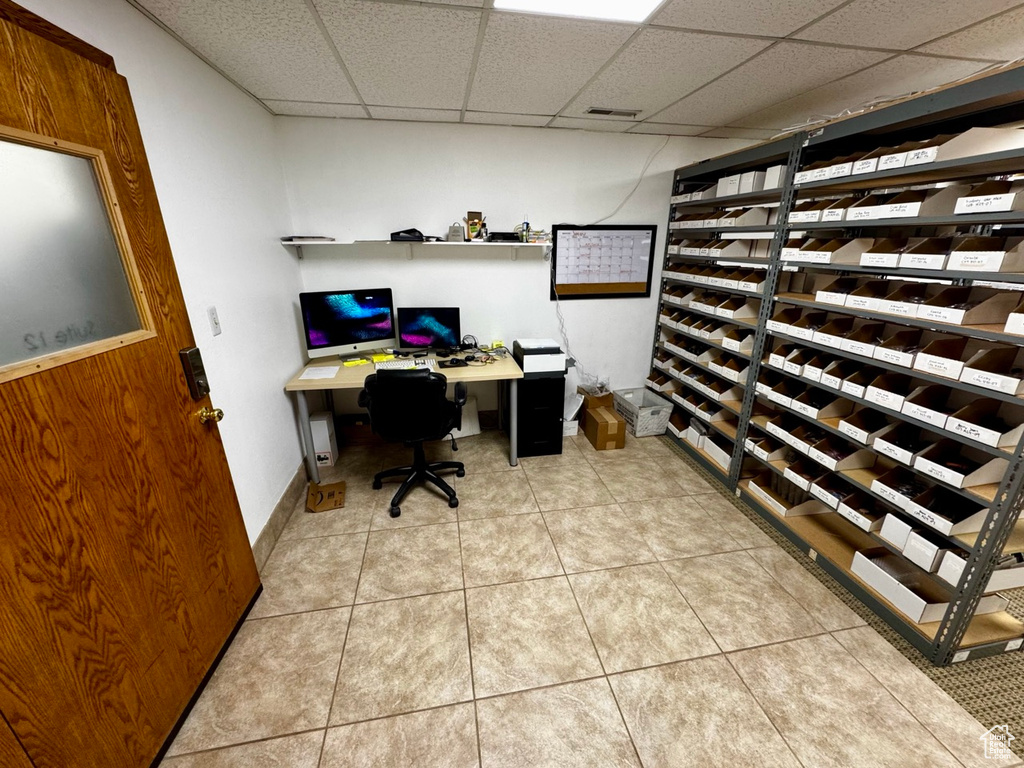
21;0;306;543
278;118;746;406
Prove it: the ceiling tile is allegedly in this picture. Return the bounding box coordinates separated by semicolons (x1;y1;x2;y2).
468;13;635;115
653;0;845;37
650;42;887;127
700;127;780;139
314;0;481;109
550;117;634;132
368;106;462;122
919;5;1024;61
464;112;554;127
732;55;987;129
627;123;711;136
562;28;770;121
795;0;1022;51
137;0;358;102
263;100;367;118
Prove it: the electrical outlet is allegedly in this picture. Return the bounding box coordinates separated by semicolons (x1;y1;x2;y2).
208;305;222;336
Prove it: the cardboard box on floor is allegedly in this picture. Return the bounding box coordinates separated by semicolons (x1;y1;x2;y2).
584;406;626;450
306;481;346;513
577;385;614;430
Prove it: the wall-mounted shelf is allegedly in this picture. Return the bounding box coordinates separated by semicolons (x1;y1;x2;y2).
281;238;551;260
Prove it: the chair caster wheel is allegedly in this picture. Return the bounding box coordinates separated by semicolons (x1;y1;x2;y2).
456;469;466;478
372;479;382;490
389;506;401;518
448;498;459;509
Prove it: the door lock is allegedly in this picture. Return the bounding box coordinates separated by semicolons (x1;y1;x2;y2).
197;406;224;424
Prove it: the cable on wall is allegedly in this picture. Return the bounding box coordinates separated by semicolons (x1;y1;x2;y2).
589;135;671;225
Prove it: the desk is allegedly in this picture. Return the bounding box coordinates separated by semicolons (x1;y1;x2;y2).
285;356;525;483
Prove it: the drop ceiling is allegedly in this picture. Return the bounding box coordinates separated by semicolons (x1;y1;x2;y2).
130;0;1024;138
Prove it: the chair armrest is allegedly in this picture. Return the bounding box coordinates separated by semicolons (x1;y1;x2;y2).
454;381;468;407
357;389;370;409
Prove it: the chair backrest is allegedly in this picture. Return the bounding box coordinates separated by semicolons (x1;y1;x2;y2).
361;369;458;443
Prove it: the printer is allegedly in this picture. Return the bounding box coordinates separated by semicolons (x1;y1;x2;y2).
512;338;566;376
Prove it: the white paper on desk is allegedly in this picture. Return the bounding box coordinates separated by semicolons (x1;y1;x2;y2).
299;366;339;380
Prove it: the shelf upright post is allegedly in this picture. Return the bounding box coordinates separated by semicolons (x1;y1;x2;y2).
933;427;1024;665
727;133;807;487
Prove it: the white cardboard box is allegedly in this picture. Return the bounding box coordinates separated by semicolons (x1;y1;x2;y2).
938;550;1024;592
879;514;914;550
902;529;948;572
310;411;339;467
739;171;766;194
763;164;786;190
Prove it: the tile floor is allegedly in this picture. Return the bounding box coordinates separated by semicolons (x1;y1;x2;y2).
162;431;1022;767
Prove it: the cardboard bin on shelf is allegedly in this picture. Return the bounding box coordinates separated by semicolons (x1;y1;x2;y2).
879;282;937;318
803;237;874;265
954;180;1024;215
748;473;790;515
813;317;857;348
906;485;989;536
807;437;875;473
783;349;817;378
841;322;887;358
946;236;1021;272
846;280;894;312
912;442;1008;490
897;237;951;270
874;185;965;219
816;278;861;307
872;422;929;466
913;336;988;381
902;528;951;573
782;457;820;491
874;328;930;368
836;493;886;531
841;366;881;399
960;346;1024;396
789;312;829;341
862;238;911;269
839;408;891;444
939;550;1024;592
722;327;754;355
946;399;1024;449
820;196;858;222
917;286;1018;327
820;359;861;391
791;389;853;420
864;372;913;412
847;194;892;221
899;386;952;429
809;472;853;509
766;306;804;334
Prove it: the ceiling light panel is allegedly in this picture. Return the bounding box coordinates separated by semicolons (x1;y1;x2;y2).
653;0;845;38
795;0;1020;51
469;13;635;115
563;29;770;120
314;0;480;109
493;0;661;23
138;0;359;102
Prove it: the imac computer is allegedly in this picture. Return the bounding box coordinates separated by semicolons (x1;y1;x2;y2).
397;307;461;351
299;288;397;359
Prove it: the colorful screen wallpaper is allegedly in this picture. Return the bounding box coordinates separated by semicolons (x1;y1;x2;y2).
301;289;394;349
398;308;460;348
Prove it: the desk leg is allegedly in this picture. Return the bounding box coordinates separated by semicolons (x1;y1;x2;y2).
509;379;519;467
295;390;320;484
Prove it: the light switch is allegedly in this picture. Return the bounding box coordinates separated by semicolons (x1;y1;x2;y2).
208;305;222;336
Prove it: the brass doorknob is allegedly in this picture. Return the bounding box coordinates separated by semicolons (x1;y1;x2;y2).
197;406;224;424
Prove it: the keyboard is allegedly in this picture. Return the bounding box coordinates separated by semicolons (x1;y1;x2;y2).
374;359;436;372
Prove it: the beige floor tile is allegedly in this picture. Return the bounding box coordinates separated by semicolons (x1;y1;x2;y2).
609;656;802;768
279;495;375;541
159;731;324;768
369;480;460;529
833;626;1022;768
477;679;639;768
694;492;775;549
460;513;562;587
569;564;719;672
356;523;463;602
577;432;651;464
330;592;472;725
159;731;323;768
167;609;350;755
322;704;478;768
319;450;384;482
663;551;823;652
660;459;717;496
592;458;691;503
454;431;520;473
377;439;453;468
524;462;615;511
466;576;603;697
729;634;963;768
250;533;366;618
518;437;589;468
544;505;656;573
748;546;866;632
455;470;539;520
623;497;743;560
635;435;678;459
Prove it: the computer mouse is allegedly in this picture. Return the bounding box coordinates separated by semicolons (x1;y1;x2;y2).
449;358;468;367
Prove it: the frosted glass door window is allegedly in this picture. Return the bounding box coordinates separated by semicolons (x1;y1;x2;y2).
1;140;140;366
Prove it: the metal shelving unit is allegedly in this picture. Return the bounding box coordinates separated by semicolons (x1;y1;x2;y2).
650;68;1024;666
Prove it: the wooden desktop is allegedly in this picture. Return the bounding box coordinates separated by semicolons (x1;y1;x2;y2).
285;355;524;483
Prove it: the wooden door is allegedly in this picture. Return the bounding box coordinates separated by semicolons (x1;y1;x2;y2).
0;4;261;767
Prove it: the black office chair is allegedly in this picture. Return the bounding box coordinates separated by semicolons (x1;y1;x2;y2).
358;369;467;518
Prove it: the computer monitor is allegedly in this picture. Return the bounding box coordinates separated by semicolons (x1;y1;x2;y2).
397;307;461;350
299;288;397;358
